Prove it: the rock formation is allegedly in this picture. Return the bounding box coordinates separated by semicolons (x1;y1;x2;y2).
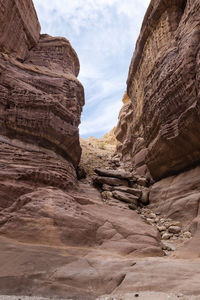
115;0;200;260
2;0;200;299
0;1;169;299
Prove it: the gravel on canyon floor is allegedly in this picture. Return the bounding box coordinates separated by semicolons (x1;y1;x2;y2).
0;297;72;300
97;292;200;300
1;293;200;300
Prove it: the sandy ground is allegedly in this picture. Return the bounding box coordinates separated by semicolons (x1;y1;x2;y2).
97;292;200;300
1;292;199;300
0;297;72;300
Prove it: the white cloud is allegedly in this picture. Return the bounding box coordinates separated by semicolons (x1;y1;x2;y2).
33;0;150;138
79;99;122;136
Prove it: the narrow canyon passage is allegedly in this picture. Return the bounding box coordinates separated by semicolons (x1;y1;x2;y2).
0;0;200;300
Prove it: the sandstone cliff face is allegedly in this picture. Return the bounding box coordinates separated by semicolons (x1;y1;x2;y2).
116;0;200;180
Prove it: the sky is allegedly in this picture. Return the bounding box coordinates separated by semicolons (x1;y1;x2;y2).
33;0;150;138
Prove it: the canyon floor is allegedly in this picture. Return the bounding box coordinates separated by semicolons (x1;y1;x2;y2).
0;137;200;300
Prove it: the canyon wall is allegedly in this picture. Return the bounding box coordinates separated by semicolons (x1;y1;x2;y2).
116;0;200;180
0;0;85;241
115;0;200;257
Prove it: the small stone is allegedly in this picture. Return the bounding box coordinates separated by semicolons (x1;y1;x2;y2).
128;204;137;210
170;221;182;227
162;233;173;240
183;231;192;239
137;177;147;187
102;184;113;191
149;212;157;219
157;225;167;232
160;218;165;224
168;226;181;234
155;218;160;223
177;293;184;298
161;241;176;251
146;218;156;223
76;165;86;180
101;191;112;200
165;221;182;228
140;190;149;205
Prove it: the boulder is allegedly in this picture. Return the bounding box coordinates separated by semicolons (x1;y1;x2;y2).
94;168;134;180
112;191;139;205
140;190;149;205
113;186;142;198
102;184;114;191
93;176;129;187
168;226;181;234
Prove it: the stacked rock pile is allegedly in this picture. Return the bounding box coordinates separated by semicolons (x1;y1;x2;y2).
93;168;150;210
93;168;192;256
138;208;192;255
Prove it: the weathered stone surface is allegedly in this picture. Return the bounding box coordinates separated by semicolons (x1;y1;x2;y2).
115;0;200;181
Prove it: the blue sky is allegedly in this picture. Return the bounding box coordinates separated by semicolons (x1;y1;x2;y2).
33;0;150;138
